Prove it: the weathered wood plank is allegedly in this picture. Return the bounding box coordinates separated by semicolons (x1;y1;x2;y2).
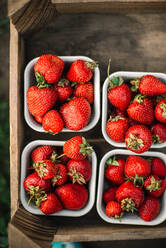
9;20;24;219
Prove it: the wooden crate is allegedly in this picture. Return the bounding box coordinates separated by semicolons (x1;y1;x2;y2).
9;0;166;247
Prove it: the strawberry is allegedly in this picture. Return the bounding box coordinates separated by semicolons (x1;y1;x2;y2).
40;193;63;214
27;86;57;117
124;155;151;185
155;99;166;123
34;54;64;84
63;136;93;160
105;156;125;185
151;123;166;144
151;157;166;178
34;115;43;124
42;109;64;134
127;94;154;125
73;82;94;104
105;201;123;219
139;196;160;221
52;163;67;187
24;172;50;193
60;97;91;131
66;59;97;83
106;115;129;142
24;172;50;206
32;145;54;163
55;183;88;210
103;187;118;204
107;77;131;111
116;181;144;212
54;78;72;103
33;160;57;180
125;125;152;153
144;175;166;198
139;75;166;96
67;159;92;184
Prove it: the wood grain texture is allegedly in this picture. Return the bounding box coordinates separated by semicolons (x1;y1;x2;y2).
10;0;57;36
8;223;41;248
10;20;24;219
8;0;30;16
11;207;58;248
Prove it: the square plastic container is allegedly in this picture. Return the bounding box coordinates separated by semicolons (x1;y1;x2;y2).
102;71;166;148
24;56;100;133
20;140;97;216
96;149;166;226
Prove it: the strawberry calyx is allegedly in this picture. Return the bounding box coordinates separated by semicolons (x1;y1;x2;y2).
58;78;70;87
113;212;123;220
126;173;144;187
79;137;94;156
50;151;63;163
106;156;119;166
35;192;47;208
85;61;98;71
160;103;166;118
27;185;47;207
107;59;124;89
126;133;144;150
146;176;161;192
45;130;59;135
35;72;52;89
108;115;125;122
121;198;137;213
52;168;62;187
33;161;48;178
130;78;141;92
68;168;86;185
134;94;147;103
152;135;161;144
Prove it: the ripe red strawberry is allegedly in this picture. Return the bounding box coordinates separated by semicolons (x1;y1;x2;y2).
139;196;160;221
67;159;92;184
105;201;123;219
103;187;118;204
105;156;125;185
52;163;67;186
107;77;131;111
127;94;154;125
125;155;151;184
151;123;166;144
151;157;166;178
106;115;129;142
32;145;54;163
34;54;64;84
34;115;43;124
60;97;91;130
66;59;97;83
73;82;94;104
40;193;63;214
139;75;166;96
63;136;93;160
144;175;166;198
54;79;72;103
33;160;57;180
42;109;64;134
27;86;57;117
24;172;50;193
116;181;144;212
155;99;166;123
125;125;152;153
55;183;88;210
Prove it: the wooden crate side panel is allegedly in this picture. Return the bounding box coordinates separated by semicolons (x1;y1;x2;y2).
53;223;166;242
8;0;30;16
10;20;24;219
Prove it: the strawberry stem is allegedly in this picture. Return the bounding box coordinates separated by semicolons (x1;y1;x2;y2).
130;78;140;92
